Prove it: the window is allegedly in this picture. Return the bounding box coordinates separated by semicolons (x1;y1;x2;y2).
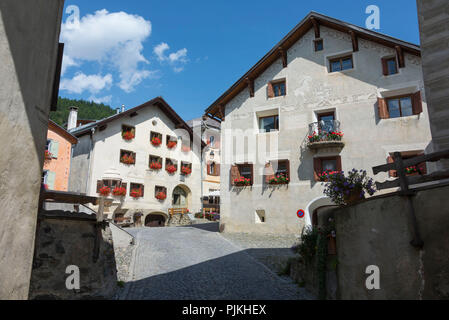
208;161;220;176
387;151;427;178
120;150;136;165
149;155;162;170
314;156;342;181
96;180;127;194
317;112;336;133
166;135;177;149
230;163;254;186
166;158;178;174
150;131;163;146
181;162;192;175
382;57;398;76
46;139;59;159
130;183;144;198
209;135;215;148
264;160;290;184
387;96;413;118
259;115;279;133
314;39;324;52
155;186;167;199
329;55;353;72
268;80;286;98
122;125;135;141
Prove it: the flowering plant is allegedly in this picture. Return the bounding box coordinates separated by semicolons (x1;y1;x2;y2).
318;170;341;182
181;166;192;175
112;187;127;196
327;131;344;141
308;131;344;143
150;162;162;170
155;192;167;200
122;130;135;141
130;189;142;198
234;176;251;186
323;169;376;206
181;145;191;152
166;165;177;174
269;174;289;185
99;186;111;196
121;154;135;165
405;166;419;175
44;150;53;160
151;137;162;146
167;141;177;149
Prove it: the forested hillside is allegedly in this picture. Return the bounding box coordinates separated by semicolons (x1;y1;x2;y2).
50;97;116;126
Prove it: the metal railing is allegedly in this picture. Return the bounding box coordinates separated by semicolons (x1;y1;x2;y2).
308;120;342;143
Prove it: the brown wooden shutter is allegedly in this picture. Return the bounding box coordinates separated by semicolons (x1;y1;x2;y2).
336;156;342;172
216;164;221;176
313;158;322;181
412;91;423;115
387;156;397;178
207;163;211;175
96;180;104;193
230;165;240;185
285;160;291;182
249;164;254;186
381;58;389;76
378;97;390;119
264;162;275;184
267;82;274;98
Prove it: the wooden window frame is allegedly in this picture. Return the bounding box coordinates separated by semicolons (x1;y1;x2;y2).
268;79;286;98
120;149;136;165
166;135;177;147
313;156;342;182
329;55;353;73
230;163;254;186
181;161;192;175
388;151;427;178
130;183;144;198
314;39;324;52
386;94;414;118
382;56;398;76
155;185;167;198
208;161;220;176
166;158;178;170
150;131;163;142
259;115;279;132
264;159;290;184
378;91;422;119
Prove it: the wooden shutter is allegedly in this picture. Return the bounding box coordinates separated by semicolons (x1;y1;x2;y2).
50;140;60;159
378;97;390;119
336;156;342;172
141;185;145;197
412;91;423;115
381;58;389;76
249;164;254;186
267;82;274;98
230;165;240;185
207;163;211;175
216;164;221;176
313;158;322;181
47;172;56;190
264;162;275;183
387;156;397;178
96;180;104;193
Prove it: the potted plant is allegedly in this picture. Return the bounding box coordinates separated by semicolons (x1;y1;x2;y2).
234;177;251;187
155;192;167;201
268;174;289;185
308;131;322;143
112;186;127;197
99;186;111;196
44;150;53;161
318;170;341;182
166;165;177;174
323;169;376;206
326;131;344;141
181;166;192;176
121;154;135;165
150;162;162;170
122;130;135;141
130;189;142;199
167;140;177;149
151;136;162;146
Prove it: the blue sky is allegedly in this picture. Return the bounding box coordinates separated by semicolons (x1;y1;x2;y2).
60;0;420;121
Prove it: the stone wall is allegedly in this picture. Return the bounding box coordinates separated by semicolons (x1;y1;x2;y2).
333;183;449;299
29;210;118;300
0;0;64;299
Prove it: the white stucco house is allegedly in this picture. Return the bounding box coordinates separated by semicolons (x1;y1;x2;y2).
205;12;433;234
68;97;203;227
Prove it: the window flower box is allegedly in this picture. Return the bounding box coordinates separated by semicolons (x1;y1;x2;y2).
318;170;341;182
121;154;135;165
234;177;251;187
130;189;143;199
308;131;344;144
181;166;192;176
99;186;111;196
122;130;135;141
151;137;162;146
112;187;127;197
167;141;177;149
44;150;53;161
166;165;177;174
155;192;167;201
405;166;420;175
150;162;162;170
268;174;289;185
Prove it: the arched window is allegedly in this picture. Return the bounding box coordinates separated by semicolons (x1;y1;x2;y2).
209;135;215;147
173;186;187;207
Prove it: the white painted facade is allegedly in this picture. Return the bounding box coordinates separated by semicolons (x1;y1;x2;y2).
217;25;433;234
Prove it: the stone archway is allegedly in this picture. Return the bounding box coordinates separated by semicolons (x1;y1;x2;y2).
305;196;334;227
145;213;167;228
172;184;192;209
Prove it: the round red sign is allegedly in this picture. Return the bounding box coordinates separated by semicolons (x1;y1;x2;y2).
297;210;305;218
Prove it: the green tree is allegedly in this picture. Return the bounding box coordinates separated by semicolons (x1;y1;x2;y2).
50;97;116;127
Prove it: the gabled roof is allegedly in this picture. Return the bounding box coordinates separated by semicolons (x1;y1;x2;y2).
48;120;78;145
69;97;205;147
205;11;421;121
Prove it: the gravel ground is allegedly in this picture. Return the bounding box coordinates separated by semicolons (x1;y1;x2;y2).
119;224;312;300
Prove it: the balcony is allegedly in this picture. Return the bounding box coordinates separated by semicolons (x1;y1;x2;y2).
307;120;345;150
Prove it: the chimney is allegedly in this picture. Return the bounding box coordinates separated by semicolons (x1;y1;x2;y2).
116;108;120;114
67;106;78;131
121;104;125;113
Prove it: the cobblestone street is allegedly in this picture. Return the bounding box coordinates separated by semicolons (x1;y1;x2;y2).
118;223;312;300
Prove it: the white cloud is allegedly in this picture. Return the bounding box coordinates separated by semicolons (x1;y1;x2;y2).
60;73;113;94
60;9;152;92
88;95;112;104
153;42;188;72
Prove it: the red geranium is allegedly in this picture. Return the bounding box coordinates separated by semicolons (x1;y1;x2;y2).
121;154;135;165
181;166;192;175
122;130;135;141
112;187;127;196
99;186;111;196
155;192;167;200
166;165;177;174
167;141;177;149
150;162;162;170
44;150;53;161
181;145;191;152
130;189;142;198
151;137;162;146
318;170;341;182
234;177;251;186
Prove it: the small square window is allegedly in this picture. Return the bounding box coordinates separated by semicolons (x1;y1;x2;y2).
314;156;342;181
122;125;135;141
273;81;286;97
314;39;323;52
259;115;279;133
130;183;144;198
387;96;413;118
120;150;136;165
329;55;353;73
382;57;398;76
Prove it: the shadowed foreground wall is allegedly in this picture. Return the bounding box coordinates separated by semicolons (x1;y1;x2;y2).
334;184;449;299
0;0;64;299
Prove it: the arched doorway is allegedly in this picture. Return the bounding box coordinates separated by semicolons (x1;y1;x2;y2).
305;196;334;227
145;214;166;228
172;185;189;208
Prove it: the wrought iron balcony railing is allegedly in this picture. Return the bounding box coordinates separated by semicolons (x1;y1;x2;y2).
307;120;344;149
